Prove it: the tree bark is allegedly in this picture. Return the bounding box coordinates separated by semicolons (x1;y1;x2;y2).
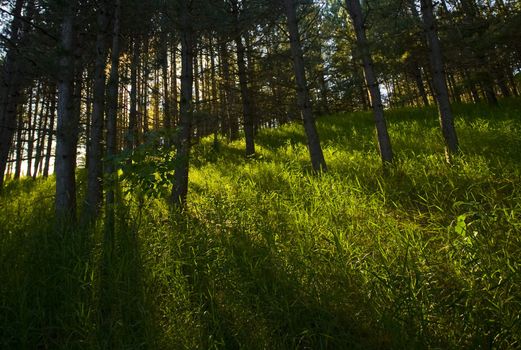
161;19;171;130
25;86;36;178
420;0;459;160
413;63;430;106
171;0;194;208
284;0;328;171
86;0;109;220
14;105;24;179
346;0;393;165
235;34;256;157
219;42;239;140
33;90;50;178
55;1;79;220
0;0;25;189
43;86;56;178
105;0;121;233
127;38;140;150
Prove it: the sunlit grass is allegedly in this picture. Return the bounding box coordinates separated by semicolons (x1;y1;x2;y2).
1;98;520;348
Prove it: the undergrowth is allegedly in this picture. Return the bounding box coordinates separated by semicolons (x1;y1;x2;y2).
1;99;520;349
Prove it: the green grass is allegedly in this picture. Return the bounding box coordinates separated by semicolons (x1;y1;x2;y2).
1;99;520;349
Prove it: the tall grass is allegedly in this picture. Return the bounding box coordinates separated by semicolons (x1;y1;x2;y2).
1;99;520;348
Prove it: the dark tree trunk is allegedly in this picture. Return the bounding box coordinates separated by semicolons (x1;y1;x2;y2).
413;63;430;106
142;39;150;136
219;42;239;140
55;1;79;220
171;40;179;126
420;0;459;160
210;37;219;149
86;0;109;220
448;73;462;103
285;0;328;171
508;70;519;96
0;0;25;189
479;66;499;105
153;70;160;130
33;91;50;178
171;0;194;208
14;106;24;179
43;86;56;178
161;21;171;130
127;38;140;150
235;34;256;157
105;0;121;233
194;45;200;114
26;86;35;178
496;71;511;98
346;0;393;165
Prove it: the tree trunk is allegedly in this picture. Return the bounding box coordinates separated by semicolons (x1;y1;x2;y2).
420;0;459;160
127;38;140;150
346;0;393;165
26;86;35;178
43;86;56;178
33;91;50;178
235;34;256;157
413;63;430;106
171;40;179;127
55;1;79;220
284;0;328;171
142;39;150;136
105;0;121;233
171;0;194;208
161;21;171;130
0;0;25;189
209;37;219;149
219;42;238;140
14;106;24;179
86;0;109;220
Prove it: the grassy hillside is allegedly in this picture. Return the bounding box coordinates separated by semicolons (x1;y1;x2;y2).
1;100;520;349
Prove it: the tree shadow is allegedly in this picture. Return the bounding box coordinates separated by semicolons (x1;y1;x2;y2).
0;204;156;349
168;211;382;349
95;206;157;349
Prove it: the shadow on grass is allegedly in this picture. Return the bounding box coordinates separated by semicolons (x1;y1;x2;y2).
168;211;380;350
96;210;155;349
0;207;156;349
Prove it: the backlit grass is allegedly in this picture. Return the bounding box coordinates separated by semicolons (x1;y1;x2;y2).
1;99;520;349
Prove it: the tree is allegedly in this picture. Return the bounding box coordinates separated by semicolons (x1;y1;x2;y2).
105;0;121;233
55;0;80;219
283;0;327;172
171;0;195;208
420;0;459;160
86;0;110;220
0;0;27;189
345;0;393;165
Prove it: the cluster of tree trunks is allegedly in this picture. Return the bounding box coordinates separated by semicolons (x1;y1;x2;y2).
0;0;519;218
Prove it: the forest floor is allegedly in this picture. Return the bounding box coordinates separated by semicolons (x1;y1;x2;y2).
1;99;520;349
